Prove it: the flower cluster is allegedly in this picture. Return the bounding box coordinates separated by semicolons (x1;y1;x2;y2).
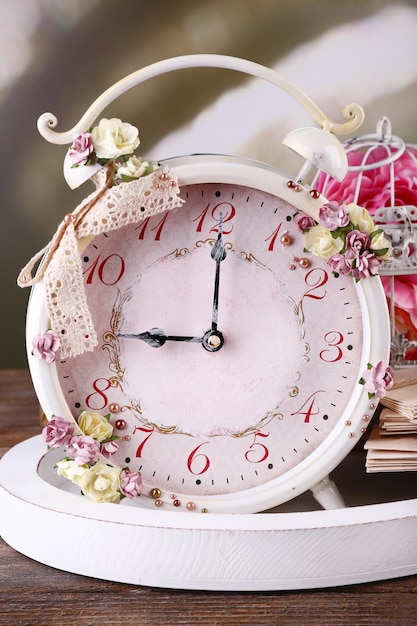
359;361;394;400
295;201;392;279
68;117;154;182
43;411;142;504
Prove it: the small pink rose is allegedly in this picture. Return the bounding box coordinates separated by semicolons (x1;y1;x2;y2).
361;361;394;399
328;253;352;275
351;250;382;279
120;469;143;498
319;201;349;231
32;330;60;363
42;416;75;448
294;211;316;232
345;230;371;260
100;440;119;459
68;132;94;166
67;435;100;465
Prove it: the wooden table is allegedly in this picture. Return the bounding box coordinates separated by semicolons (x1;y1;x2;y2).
1;370;417;626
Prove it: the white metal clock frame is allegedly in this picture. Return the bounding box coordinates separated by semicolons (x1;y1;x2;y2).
26;153;390;513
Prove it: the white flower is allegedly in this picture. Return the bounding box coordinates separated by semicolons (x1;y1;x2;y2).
370;230;392;260
55;459;89;485
78;411;113;442
304;225;343;259
91;118;139;160
347;203;375;234
79;463;121;503
116;155;150;180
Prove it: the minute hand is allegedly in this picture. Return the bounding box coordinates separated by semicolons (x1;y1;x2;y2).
210;217;227;331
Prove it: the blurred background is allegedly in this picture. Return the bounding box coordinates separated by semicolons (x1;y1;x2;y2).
2;0;417;368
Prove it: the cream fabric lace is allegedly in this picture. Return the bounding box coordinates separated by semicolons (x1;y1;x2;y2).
18;164;184;358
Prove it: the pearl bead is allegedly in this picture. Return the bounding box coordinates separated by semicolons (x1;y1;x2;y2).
155;499;163;507
159;172;169;181
348;432;355;438
288;263;296;270
298;258;311;269
280;234;293;245
309;189;320;199
345;420;351;426
362;414;370;422
64;214;73;224
201;508;208;514
287;180;296;189
109;403;120;414
186;502;196;511
173;499;181;507
150;488;161;499
115;419;126;430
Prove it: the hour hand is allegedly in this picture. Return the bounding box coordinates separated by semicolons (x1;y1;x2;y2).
118;327;203;348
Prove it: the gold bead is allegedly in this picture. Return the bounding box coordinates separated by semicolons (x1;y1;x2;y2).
150;488;161;499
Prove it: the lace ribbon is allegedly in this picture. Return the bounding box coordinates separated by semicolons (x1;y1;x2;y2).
18;164;184;358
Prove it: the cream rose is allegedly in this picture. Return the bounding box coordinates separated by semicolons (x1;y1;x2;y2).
91;118;140;160
78;411;113;442
55;459;88;485
117;155;150;179
79;463;121;503
347;203;375;234
370;230;392;260
303;225;343;259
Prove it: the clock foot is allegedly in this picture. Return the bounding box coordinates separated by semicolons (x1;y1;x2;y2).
310;476;345;510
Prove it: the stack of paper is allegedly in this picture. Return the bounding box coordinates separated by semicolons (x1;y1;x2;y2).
364;367;417;472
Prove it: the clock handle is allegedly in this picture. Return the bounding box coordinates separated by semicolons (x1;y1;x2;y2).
37;54;364;146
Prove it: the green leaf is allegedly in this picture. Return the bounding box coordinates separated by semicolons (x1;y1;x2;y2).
370;228;384;239
373;247;389;257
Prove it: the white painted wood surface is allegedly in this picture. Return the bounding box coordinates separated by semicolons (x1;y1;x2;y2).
1;436;416;590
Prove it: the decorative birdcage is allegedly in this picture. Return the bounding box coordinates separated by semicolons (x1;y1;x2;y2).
315;116;417;367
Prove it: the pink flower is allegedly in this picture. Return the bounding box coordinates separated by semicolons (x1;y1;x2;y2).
328;253;352;275
319;201;349;231
120;469;143;498
100;440;119;459
361;361;394;399
32;330;60;363
316;146;417;216
68;132;94;166
294;211;316;232
345;230;371;260
42;416;75;448
67;435;100;465
351;250;382;279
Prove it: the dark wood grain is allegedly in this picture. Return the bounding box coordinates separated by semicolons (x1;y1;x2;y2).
1;370;417;626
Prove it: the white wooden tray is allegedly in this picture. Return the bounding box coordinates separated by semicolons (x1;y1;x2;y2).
0;435;416;590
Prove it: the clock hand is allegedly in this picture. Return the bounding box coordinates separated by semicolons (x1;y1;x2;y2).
210;213;227;331
119;328;204;348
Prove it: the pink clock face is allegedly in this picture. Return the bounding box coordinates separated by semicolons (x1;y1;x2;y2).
55;182;363;508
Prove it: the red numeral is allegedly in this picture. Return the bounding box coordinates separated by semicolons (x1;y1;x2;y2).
290;390;325;423
320;331;344;362
244;431;270;463
135;213;169;241
85;378;112;411
193;202;235;234
303;268;328;300
83;254;125;286
264;224;282;252
133;426;154;457
187;442;210;475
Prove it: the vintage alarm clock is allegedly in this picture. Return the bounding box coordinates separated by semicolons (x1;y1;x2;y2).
19;55;391;514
